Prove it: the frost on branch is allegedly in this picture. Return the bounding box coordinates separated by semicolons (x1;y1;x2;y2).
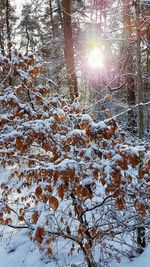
0;51;149;266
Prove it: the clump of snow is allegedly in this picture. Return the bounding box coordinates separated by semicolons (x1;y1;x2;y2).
80;114;93;123
58;159;78;171
92;121;107;130
18;70;28;80
66;129;86;138
12;56;19;65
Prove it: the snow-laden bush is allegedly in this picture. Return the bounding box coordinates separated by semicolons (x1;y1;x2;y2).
0;51;149;267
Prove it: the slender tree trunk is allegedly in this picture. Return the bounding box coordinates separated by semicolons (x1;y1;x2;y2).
123;0;137;134
25;25;30;55
123;1;145;252
49;0;55;35
6;0;12;86
146;25;150;132
62;0;78;101
137;226;146;254
6;0;11;59
80;242;95;267
56;0;63;27
146;26;150;80
0;31;5;56
135;0;144;139
137;149;146;254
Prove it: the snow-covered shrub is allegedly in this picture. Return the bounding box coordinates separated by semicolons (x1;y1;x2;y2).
0;51;149;267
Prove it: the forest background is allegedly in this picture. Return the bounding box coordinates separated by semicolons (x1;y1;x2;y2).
0;1;150;267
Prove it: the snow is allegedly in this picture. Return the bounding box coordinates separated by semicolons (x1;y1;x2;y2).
0;226;149;267
23;119;53;133
66;129;86;138
81;114;93;123
111;246;150;267
58;159;78;170
18;70;29;80
92;120;107;130
12;56;19;65
0;229;55;267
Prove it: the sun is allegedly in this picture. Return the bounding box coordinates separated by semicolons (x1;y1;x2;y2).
87;47;103;69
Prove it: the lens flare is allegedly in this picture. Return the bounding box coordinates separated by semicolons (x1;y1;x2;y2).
87;47;103;69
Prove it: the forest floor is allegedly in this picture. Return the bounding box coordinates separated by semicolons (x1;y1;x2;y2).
0;225;149;267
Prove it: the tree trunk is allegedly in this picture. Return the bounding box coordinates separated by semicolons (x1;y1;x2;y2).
135;0;144;139
6;0;12;86
62;0;78;101
49;0;55;35
0;31;5;56
6;0;11;59
137;151;146;254
146;25;150;81
137;226;146;254
56;0;63;27
123;0;137;134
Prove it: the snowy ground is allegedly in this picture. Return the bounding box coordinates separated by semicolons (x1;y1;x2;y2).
0;228;46;267
0;227;149;267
